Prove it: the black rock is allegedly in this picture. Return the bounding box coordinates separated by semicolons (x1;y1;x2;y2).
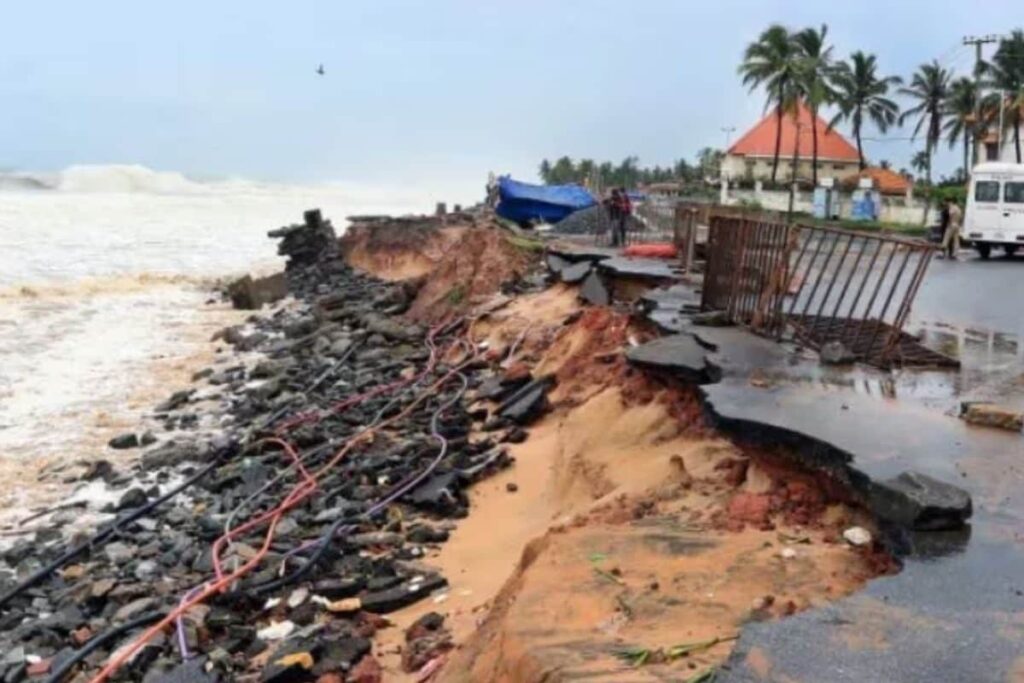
155;389;194;413
869;471;973;530
362;313;421;341
228;272;287;311
318;636;371;671
497;377;555;425
408;472;460;513
360;574;448;614
117;487;149;511
407;525;450;544
502;427;528;444
80;459;116;482
406;612;445;640
312;577;366;600
146;657;219;683
141;441;198;469
108;433;140;450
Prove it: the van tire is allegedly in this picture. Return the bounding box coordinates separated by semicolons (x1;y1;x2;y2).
1005;245;1019;257
977;244;992;259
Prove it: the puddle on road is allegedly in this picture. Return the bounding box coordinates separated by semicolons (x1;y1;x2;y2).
755;320;1024;413
909;321;1024;411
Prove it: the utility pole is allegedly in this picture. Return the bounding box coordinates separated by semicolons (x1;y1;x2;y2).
998;89;1006;157
721;126;736;149
720;126;736;188
787;121;802;222
963;35;999;169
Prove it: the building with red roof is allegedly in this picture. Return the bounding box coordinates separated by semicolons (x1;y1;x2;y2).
721;102;863;184
842;166;912;196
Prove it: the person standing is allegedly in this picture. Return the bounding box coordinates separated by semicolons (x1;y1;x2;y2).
606;189;622;246
937;200;950;253
940;198;962;260
618;187;632;247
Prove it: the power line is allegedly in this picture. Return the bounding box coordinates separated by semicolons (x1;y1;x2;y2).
936;43;969;66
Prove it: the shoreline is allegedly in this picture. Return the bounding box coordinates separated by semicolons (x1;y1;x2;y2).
0;205;1002;682
0;281;245;535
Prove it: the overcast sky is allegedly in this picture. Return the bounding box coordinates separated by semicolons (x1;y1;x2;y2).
0;1;1013;197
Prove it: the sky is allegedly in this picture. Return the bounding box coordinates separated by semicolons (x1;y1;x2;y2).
0;1;1015;201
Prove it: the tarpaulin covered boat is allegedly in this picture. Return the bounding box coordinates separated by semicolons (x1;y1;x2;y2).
495;177;596;225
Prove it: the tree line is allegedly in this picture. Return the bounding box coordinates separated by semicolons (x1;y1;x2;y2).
738;24;1024;191
537;149;724;189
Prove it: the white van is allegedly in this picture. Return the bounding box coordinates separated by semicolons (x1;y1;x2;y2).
964;162;1024;259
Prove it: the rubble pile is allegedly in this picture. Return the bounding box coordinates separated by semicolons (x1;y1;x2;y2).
0;211;534;682
551;205;644;235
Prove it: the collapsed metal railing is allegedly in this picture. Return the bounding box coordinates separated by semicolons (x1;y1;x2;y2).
701;214;956;368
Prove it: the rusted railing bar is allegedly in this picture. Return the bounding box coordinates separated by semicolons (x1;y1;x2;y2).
882;249;934;361
864;246;915;361
813;232;857;324
826;235;870;330
837;238;885;341
799;231;841;319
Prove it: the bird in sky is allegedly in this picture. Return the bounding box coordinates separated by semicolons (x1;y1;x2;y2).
316;64;325;76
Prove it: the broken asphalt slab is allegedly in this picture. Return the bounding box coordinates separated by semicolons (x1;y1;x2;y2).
558;261;592;285
626;335;720;384
639;283;701;334
703;378;1024;683
595;256;678;282
544;243;616;264
625;297;1024;680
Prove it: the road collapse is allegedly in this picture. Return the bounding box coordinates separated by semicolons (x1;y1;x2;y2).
0;207;918;682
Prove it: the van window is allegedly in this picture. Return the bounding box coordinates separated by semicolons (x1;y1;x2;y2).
975;181;1000;202
1005;182;1024;203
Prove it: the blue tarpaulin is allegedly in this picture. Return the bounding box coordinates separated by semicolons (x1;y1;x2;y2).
495;177;596;225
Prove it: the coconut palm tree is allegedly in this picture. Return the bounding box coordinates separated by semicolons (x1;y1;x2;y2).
827;51;902;170
943;77;980;176
900;61;952;223
738;24;802;182
911;150;930;178
900;61;952;181
982;30;1024;163
792;25;834;185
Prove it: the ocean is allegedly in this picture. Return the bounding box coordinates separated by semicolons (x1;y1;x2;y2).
0;164;446;528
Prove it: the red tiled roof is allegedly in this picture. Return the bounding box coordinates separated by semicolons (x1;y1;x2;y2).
843;167;911;195
728;102;861;162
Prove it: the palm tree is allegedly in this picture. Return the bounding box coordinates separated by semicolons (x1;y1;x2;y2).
538;159;552;184
911;150;930;178
982;30;1024;163
792;25;834;185
828;52;902;170
739;24;802;182
943;77;980;177
900;61;952;223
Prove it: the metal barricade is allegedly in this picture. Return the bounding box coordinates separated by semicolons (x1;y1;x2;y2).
701;214;953;368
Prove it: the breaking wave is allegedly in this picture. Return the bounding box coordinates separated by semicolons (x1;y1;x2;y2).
0;164;465;207
0;272;217;300
0;164;217;194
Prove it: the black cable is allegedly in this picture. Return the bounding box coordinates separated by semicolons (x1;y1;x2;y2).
250;372;469;596
0;445;235;612
43;610;164;683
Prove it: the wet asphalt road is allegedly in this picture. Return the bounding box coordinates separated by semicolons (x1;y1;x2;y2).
913;249;1024;335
